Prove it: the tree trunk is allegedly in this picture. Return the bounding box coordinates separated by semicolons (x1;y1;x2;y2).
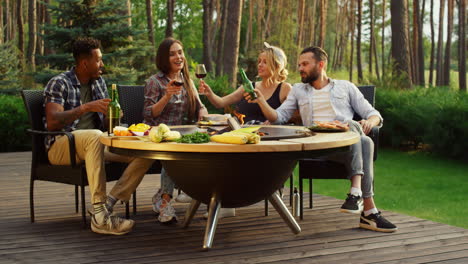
5;0;11;42
43;0;51;55
417;0;425;86
310;0;317;45
222;0;243;87
356;0;363;82
244;0;253;53
381;0;386;78
458;0;466;91
429;0;435;85
27;0;37;71
0;0;3;44
318;0;328;48
16;0;24;54
369;0;374;75
202;0;213;72
436;0;445;86
349;0;355;81
36;1;44;56
165;0;174;38
373;34;380;79
412;0;420;85
215;0;228;76
126;0;133;41
391;0;412;88
146;0;155;45
442;0;454;86
297;0;305;49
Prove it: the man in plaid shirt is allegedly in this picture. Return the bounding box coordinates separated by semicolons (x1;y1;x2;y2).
43;37;153;235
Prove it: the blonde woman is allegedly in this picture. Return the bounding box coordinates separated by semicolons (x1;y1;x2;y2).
199;42;291;123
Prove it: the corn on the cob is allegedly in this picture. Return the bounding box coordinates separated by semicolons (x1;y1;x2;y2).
210;134;248;144
224;132;260;144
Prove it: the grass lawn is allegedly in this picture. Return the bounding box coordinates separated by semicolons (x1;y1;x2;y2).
288;148;468;229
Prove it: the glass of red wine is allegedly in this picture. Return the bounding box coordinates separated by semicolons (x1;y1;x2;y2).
173;72;184;104
196;64;207;95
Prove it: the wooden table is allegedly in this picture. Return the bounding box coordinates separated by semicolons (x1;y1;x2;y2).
100;125;359;250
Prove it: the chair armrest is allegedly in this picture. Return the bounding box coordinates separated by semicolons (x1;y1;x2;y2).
368;126;379;161
26;129;78;167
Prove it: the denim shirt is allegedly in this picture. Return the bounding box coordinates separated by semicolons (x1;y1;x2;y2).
274;79;383;126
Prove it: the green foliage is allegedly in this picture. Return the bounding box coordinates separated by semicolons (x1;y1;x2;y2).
0;42;22;91
376;87;468;160
0;95;30;152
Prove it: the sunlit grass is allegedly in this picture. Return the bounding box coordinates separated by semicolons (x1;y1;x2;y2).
287;148;468;229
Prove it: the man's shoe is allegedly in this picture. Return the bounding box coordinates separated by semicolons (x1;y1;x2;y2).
203;208;236;219
90;210;134;235
340;193;363;214
360;211;397;233
175;192;192;203
152;190;177;224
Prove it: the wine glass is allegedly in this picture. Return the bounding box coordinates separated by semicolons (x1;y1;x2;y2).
196;64;207;95
173;72;184;104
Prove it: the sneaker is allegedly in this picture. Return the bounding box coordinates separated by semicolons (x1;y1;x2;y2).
340;193;363;214
360;211;397;233
203;208;236;219
152;190;177;224
175;192;192;203
89;209;134;235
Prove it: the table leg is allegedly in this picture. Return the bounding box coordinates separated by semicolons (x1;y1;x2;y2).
183;199;201;228
203;194;221;250
268;192;301;234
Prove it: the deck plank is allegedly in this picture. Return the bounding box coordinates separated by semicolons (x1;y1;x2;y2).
0;151;466;264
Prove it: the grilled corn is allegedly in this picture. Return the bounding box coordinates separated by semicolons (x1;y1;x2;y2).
210;134;248;144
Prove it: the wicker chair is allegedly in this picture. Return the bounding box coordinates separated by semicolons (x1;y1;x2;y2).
21;90;134;227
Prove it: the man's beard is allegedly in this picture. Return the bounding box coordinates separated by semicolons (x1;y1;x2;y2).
301;69;319;84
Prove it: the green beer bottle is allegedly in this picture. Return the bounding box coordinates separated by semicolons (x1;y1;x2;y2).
239;68;257;100
108;84;121;135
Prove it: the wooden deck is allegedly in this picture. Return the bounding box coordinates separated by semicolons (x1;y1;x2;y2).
1;152;467;264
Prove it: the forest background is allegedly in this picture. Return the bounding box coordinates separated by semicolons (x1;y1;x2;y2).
0;0;467;160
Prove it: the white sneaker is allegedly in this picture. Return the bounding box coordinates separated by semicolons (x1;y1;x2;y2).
175;192;192;203
203;208;236;219
152;189;177;224
89;208;134;235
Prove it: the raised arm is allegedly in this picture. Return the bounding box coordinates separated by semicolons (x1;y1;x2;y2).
198;80;244;109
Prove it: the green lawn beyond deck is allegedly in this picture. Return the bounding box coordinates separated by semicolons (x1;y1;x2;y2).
290;148;468;229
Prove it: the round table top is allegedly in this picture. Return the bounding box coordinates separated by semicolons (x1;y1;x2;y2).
100;125;360;153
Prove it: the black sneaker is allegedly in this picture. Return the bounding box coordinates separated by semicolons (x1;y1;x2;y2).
360;211;397;233
340;193;363;214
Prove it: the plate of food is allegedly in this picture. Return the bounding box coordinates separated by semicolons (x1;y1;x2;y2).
307;121;349;132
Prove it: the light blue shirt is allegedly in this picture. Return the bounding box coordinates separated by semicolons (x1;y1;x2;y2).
273;79;383;126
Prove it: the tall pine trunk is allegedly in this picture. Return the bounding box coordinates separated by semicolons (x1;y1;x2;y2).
412;0;420;85
369;0;374;75
165;0;174;38
202;0;213;72
27;0;37;71
391;0;412;88
349;0;355;81
310;0;317;45
356;0;363;82
435;0;445;86
459;0;467;91
429;0;435;85
297;0;305;50
243;0;253;53
145;0;155;63
16;0;24;54
222;0;243;87
215;0;228;76
381;0;386;78
442;0;454;86
0;1;3;44
318;0;328;48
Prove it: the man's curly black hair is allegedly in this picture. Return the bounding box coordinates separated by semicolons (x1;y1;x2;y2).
72;37;101;61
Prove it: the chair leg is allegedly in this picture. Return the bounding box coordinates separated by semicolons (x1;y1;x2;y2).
81;185;86;228
132;191;137;215
309;178;313;209
75;185;79;213
264;199;269;216
299;176;304;220
30;178;35;223
125;202;130;219
289;173;293;206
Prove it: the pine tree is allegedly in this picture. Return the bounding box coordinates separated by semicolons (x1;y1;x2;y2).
38;0;152;84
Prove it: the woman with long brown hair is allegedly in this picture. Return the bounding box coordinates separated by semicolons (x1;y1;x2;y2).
143;38;207;223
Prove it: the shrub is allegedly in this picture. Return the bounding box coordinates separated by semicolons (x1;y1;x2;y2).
376;87;468;160
0;94;31;152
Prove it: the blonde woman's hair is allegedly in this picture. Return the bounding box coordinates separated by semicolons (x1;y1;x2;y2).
260;42;288;88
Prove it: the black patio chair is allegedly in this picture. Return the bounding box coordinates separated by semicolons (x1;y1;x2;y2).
21;90;134;227
296;85;380;220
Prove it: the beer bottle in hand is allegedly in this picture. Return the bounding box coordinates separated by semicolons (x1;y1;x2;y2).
239;68;257;100
108;84;121;135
